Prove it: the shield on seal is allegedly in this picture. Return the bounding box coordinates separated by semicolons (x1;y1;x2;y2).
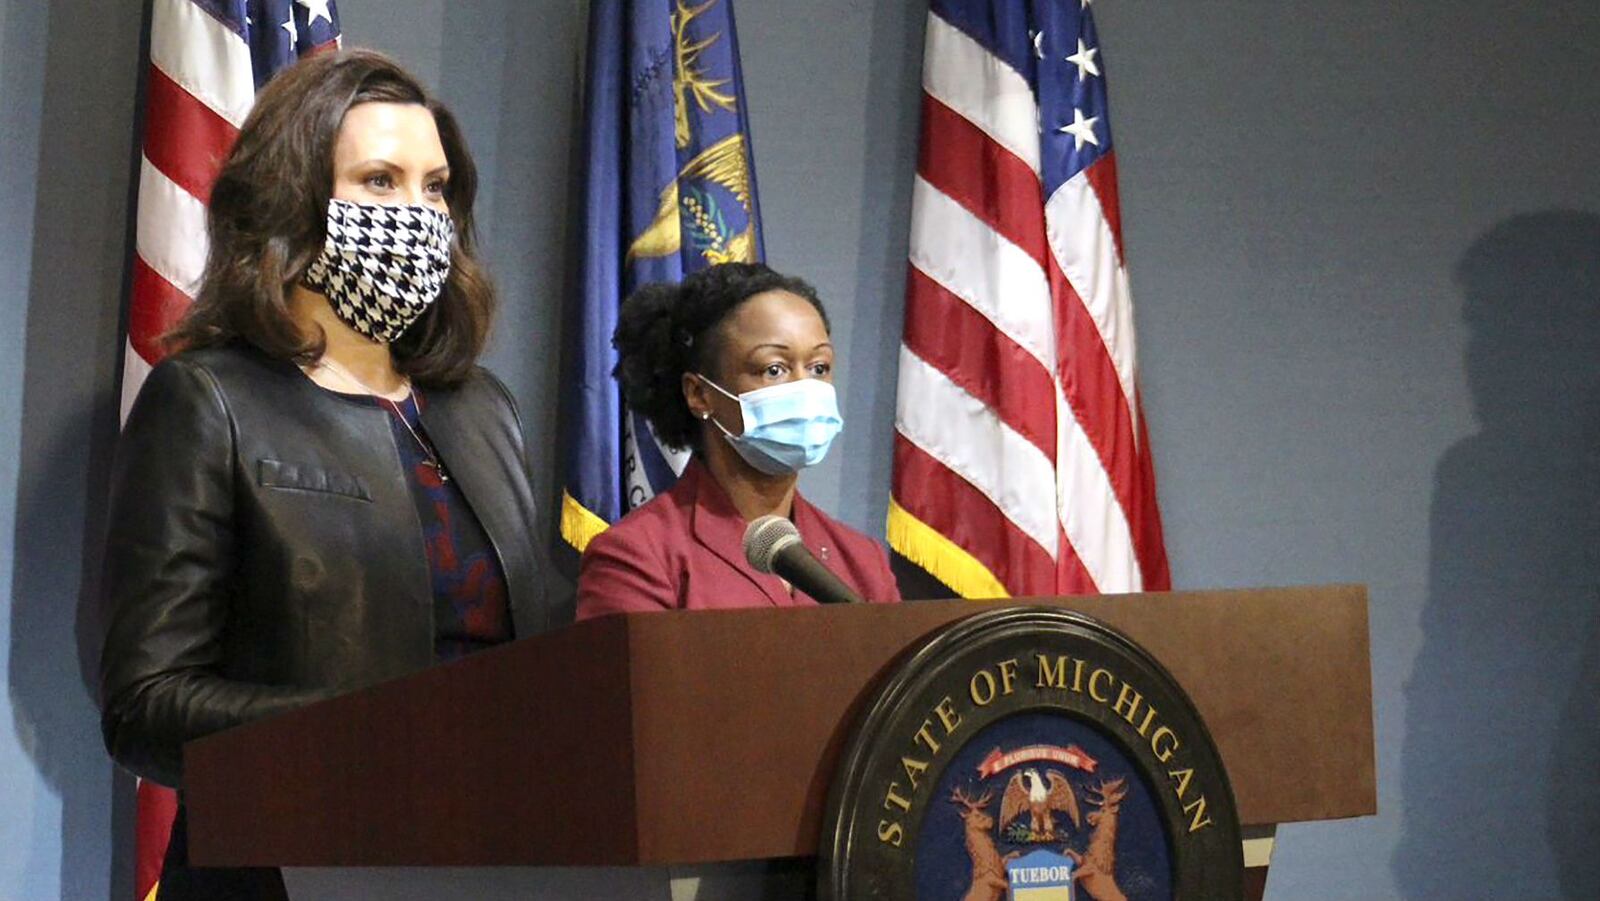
1006;848;1075;900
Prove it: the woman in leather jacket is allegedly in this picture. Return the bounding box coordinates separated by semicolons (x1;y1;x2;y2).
98;50;548;900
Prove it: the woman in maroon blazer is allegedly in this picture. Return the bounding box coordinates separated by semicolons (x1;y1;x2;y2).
577;263;901;617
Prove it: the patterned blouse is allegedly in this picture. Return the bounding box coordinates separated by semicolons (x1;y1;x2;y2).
383;391;513;662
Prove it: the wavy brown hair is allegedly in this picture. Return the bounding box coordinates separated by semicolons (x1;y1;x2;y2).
166;49;492;385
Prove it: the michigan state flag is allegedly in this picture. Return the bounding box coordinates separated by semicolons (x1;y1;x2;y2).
561;0;765;550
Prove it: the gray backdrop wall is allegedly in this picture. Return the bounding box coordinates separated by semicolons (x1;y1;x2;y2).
2;0;1595;898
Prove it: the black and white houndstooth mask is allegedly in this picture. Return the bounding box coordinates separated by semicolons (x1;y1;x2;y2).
302;199;456;344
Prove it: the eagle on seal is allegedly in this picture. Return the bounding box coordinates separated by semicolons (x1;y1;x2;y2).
999;768;1081;839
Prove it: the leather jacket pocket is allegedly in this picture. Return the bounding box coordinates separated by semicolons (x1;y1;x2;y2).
257;459;372;502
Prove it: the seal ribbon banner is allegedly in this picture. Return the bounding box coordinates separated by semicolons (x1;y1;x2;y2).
976;744;1099;778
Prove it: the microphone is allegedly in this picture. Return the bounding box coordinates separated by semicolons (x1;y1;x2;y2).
743;515;863;605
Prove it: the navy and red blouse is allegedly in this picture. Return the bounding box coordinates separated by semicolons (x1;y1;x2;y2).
383;391;513;661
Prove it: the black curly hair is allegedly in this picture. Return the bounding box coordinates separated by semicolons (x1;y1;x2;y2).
612;262;830;451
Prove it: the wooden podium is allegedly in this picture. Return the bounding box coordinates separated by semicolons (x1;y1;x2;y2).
185;585;1375;898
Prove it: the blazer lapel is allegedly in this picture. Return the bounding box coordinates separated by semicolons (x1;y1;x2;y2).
790;492;847;603
687;463;791;606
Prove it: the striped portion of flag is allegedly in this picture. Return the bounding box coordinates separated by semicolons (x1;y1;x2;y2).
889;0;1169;599
121;4;341;896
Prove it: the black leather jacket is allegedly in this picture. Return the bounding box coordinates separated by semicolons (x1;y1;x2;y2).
99;343;550;787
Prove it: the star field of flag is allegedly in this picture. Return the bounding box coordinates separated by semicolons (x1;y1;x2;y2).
933;0;1115;199
186;0;342;87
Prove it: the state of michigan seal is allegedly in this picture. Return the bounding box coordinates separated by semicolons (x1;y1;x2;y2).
820;607;1242;900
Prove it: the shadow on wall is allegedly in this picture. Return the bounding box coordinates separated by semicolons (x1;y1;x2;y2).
840;0;922;542
1394;212;1600;898
5;1;145;899
546;0;601;609
844;0;956;602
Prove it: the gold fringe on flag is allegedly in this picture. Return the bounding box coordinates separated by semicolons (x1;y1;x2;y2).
886;497;1010;600
559;490;611;553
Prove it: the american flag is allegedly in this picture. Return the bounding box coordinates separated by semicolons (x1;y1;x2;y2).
121;3;340;896
888;0;1169;598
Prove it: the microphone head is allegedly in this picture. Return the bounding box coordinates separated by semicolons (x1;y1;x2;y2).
743;515;802;574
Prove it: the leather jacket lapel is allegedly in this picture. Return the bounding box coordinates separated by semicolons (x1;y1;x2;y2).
418;384;548;638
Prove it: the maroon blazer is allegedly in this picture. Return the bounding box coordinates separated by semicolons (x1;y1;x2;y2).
576;461;901;618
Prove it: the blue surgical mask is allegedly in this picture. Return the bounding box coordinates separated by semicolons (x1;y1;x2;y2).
697;375;844;476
